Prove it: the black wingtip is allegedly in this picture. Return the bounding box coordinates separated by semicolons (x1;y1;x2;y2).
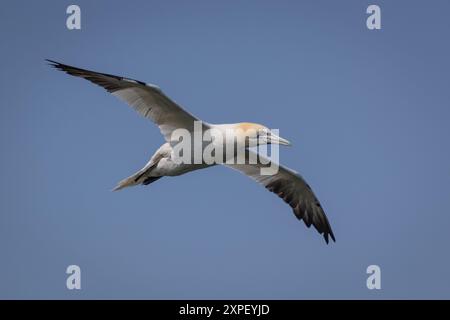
45;59;65;70
324;230;336;244
45;59;59;65
330;232;336;243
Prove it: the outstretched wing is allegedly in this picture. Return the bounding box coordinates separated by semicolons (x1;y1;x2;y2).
225;151;335;243
47;60;199;142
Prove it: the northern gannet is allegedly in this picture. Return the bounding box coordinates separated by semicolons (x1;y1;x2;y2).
47;60;335;243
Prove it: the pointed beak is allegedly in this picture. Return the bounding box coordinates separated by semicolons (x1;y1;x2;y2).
270;133;291;146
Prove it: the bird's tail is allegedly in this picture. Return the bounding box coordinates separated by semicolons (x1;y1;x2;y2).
113;167;163;191
112;173;142;191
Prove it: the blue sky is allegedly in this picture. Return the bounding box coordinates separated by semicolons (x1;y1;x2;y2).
1;0;450;299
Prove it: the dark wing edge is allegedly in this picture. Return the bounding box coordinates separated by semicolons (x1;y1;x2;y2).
45;59;159;93
226;153;336;244
264;174;336;244
45;59;200;142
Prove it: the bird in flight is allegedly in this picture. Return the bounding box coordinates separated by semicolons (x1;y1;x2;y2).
47;60;335;244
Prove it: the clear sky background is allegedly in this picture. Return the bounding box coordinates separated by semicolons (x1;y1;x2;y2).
1;0;450;299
